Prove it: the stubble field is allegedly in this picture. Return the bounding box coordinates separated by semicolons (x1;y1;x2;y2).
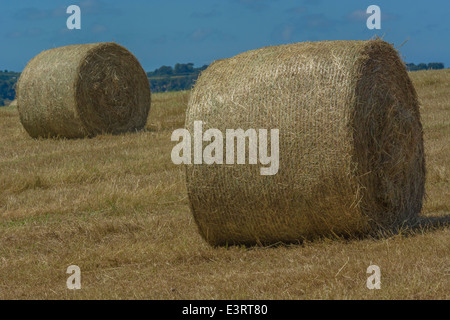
0;69;448;299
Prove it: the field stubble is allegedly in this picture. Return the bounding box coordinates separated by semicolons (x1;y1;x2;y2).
0;70;448;299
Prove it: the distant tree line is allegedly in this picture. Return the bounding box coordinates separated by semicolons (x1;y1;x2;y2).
0;70;20;106
406;62;445;71
0;61;446;106
147;63;208;92
0;63;209;106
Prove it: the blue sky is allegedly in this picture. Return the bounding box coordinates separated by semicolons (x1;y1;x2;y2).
1;0;449;72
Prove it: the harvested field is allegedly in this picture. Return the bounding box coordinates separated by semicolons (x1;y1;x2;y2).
0;70;448;299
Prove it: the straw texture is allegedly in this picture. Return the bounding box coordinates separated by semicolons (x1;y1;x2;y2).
17;42;151;138
185;40;426;246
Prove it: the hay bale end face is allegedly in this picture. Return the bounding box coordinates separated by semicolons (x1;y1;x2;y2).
17;42;151;138
185;40;426;246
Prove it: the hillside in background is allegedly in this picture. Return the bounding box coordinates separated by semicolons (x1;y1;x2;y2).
0;62;445;106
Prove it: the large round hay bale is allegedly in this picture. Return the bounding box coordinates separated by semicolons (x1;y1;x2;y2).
185;40;425;246
17;42;150;138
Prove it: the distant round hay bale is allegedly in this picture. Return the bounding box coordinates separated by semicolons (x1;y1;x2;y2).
17;42;151;138
185;40;426;246
9;99;17;107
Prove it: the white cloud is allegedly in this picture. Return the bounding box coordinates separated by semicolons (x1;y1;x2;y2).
91;24;107;33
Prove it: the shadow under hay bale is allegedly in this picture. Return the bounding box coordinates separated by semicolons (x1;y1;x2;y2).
185;39;426;246
17;42;151;139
